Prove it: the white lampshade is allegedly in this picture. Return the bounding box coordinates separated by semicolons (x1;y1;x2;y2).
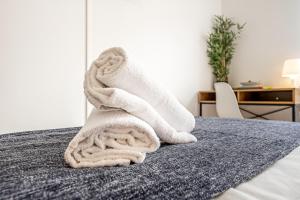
282;59;300;79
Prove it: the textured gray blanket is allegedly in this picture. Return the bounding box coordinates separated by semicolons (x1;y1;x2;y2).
1;117;300;200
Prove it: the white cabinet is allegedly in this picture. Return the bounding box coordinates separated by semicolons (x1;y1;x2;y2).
0;0;85;133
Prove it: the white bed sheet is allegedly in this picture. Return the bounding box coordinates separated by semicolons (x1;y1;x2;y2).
217;146;300;200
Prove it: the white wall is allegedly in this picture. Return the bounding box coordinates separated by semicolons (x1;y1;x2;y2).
0;0;85;133
88;0;221;115
4;0;298;132
0;0;221;133
222;0;300;87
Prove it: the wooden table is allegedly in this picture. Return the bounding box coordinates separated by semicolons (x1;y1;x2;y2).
198;88;300;122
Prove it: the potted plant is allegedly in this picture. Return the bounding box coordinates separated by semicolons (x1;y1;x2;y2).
207;15;245;83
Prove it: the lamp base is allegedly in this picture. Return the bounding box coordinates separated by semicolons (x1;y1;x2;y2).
292;78;300;88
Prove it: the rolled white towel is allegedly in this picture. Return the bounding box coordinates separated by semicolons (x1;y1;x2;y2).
92;47;195;132
84;48;197;144
64;109;160;168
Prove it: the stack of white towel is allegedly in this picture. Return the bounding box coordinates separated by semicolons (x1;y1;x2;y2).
64;47;196;168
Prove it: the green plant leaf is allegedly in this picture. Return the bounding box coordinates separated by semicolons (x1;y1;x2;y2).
207;15;245;82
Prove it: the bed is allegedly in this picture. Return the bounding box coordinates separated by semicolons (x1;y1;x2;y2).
1;117;300;199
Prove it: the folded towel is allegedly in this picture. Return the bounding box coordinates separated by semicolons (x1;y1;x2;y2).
64;109;160;168
85;47;196;144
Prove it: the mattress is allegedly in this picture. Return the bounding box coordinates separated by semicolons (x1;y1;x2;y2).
1;117;300;199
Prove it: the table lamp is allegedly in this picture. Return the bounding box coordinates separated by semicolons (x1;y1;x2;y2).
282;59;300;87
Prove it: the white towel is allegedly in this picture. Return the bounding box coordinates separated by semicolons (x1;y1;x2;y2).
64;109;160;168
84;47;196;144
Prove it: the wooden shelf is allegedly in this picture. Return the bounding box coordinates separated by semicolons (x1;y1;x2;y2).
199;100;216;104
238;101;294;105
199;88;298;105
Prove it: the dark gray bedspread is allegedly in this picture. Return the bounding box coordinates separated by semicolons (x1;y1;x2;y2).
1;117;300;200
